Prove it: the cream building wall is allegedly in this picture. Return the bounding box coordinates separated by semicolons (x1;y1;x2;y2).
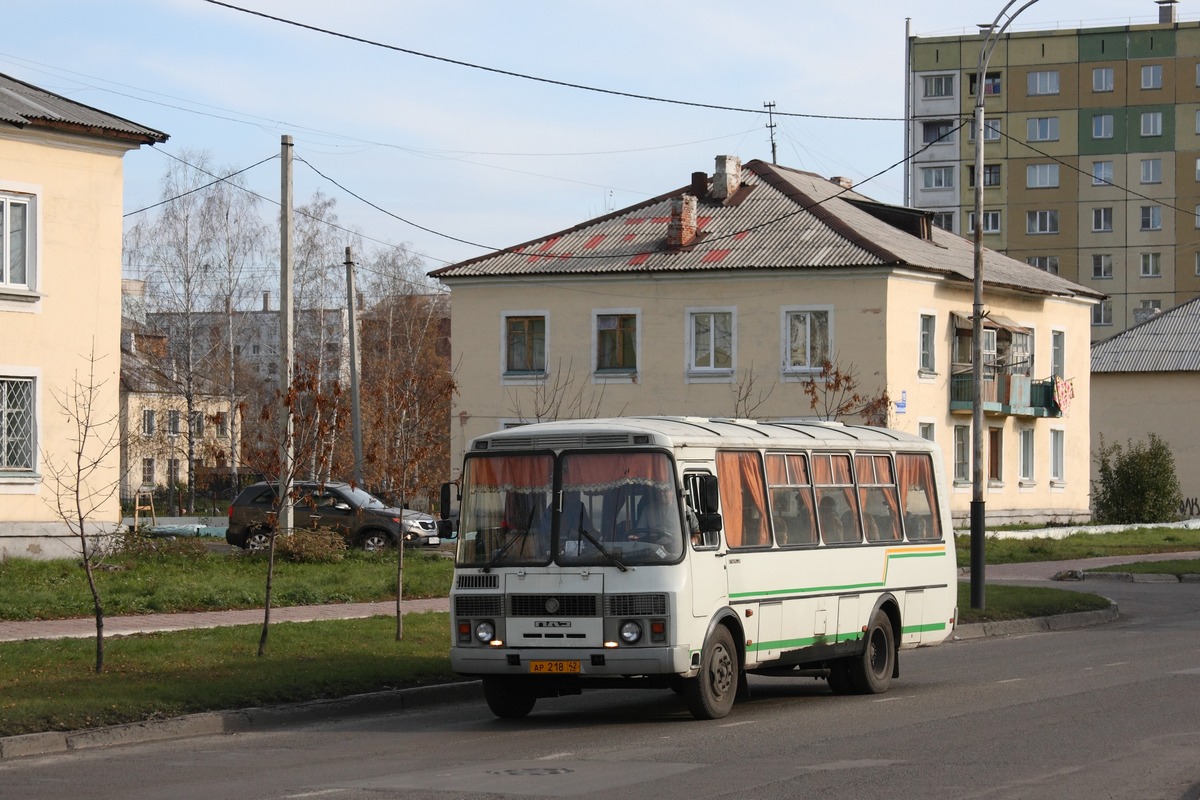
445;268;1093;525
0;130;149;558
1091;372;1200;514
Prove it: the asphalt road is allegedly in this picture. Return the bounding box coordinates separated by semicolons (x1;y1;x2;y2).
2;579;1197;800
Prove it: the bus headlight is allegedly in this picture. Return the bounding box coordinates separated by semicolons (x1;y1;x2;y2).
475;621;495;643
619;620;642;644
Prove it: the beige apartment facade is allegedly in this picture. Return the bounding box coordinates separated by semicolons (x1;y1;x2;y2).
434;157;1100;525
907;1;1200;340
0;74;166;558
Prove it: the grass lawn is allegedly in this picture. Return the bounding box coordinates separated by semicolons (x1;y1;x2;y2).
956;582;1110;624
1089;559;1200;576
954;526;1200;566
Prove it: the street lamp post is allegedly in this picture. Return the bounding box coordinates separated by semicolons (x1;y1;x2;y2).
970;1;1039;610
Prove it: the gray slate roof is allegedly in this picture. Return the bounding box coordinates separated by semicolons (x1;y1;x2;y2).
0;72;167;144
1091;297;1200;372
430;159;1103;302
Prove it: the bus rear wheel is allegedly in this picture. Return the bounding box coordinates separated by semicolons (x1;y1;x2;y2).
847;609;895;694
482;676;537;719
684;626;738;720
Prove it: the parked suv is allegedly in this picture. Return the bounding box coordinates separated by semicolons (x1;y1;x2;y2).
226;481;439;551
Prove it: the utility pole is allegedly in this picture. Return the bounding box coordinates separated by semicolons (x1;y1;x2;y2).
345;246;364;486
764;101;778;165
278;134;294;535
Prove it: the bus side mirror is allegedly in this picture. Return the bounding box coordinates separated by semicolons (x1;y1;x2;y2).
698;475;720;513
439;482;453;520
698;512;723;533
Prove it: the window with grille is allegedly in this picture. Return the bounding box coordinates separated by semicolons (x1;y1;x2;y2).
0;378;34;470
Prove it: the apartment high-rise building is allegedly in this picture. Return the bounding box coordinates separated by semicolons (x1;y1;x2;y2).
906;0;1200;338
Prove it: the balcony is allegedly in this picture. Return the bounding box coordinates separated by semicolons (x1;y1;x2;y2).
949;373;1060;417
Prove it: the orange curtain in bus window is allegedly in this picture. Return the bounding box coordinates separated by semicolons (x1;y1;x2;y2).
563;452;672;491
895;453;941;541
717;451;769;548
855;454;901;542
467;455;553;492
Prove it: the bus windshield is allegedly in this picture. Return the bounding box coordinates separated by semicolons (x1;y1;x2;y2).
455;450;685;569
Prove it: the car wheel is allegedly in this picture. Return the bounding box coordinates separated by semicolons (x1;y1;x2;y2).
244;528;271;551
359;530;392;552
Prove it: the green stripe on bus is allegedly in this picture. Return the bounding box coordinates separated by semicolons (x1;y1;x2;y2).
745;622;947;655
728;548;947;600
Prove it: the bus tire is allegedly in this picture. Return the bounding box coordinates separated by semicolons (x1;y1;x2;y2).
482;676;537;719
684;625;738;720
848;609;895;694
826;659;855;695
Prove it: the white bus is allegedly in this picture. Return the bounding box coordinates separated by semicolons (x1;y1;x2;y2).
446;416;958;720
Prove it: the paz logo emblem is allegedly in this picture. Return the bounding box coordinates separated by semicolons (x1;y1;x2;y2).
545;597;561;614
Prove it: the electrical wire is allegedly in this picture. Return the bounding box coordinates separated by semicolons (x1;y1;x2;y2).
202;0;905;123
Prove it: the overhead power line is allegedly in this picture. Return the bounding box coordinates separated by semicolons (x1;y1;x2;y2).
202;0;905;123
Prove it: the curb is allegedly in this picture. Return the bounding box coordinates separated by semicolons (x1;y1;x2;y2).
951;602;1119;641
1053;570;1200;583
0;680;483;761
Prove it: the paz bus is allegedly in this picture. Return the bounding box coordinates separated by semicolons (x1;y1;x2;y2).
445;416;957;720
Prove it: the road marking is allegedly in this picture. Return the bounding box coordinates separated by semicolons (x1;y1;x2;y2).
718;720;755;728
996;678;1023;684
285;791;345;799
1103;661;1129;667
1170;668;1200;675
538;752;576;760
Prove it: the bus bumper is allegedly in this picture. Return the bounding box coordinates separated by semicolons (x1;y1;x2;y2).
451;644;692;677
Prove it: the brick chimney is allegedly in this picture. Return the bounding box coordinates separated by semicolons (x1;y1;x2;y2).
691;171;709;198
1157;0;1177;24
667;194;698;249
262;291;270;312
712;155;742;201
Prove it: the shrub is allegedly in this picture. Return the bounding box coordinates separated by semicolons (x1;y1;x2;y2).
112;527;210;558
273;528;347;563
1092;433;1182;524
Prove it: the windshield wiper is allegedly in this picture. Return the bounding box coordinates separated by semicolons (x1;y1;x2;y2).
482;505;536;573
572;506;628;572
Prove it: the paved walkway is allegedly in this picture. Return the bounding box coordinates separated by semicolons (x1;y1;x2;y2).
0;598;450;643
2;551;1196;644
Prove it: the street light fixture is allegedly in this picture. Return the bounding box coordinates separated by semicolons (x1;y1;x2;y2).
970;1;1039;610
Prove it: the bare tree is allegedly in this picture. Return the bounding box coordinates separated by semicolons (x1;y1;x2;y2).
42;344;121;673
800;358;891;425
508;358;617;424
730;363;776;418
125;151;268;511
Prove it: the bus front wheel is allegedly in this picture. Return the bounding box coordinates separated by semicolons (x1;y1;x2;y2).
482;676;537;719
684;626;738;720
847;609;895;694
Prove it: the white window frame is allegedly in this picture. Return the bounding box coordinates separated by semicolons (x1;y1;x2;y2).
1141;252;1162;277
592;308;640;381
919;313;936;375
969;210;1001;234
1092;67;1114;92
922;120;955;145
142;408;156;436
1093;298;1114;326
1091;160;1114;186
1018;428;1035;483
930;211;954;232
0;189;38;302
1026;210;1059;235
953;425;970;484
1140;206;1162;232
501;310;550;384
686;307;735;380
141;458;155;488
1050;428;1066;485
1140;158;1162;184
1027;116;1060;142
1141;64;1163;89
1141;111;1163;137
1092;253;1113;279
923;74;954;98
1051;329;1066;379
780;305;833;379
921;166;954;190
918;421;936;442
1092;114;1114;139
1027;70;1060;95
1026;163;1059;188
1026;256;1060;275
167;409;180;437
1092;207;1114;233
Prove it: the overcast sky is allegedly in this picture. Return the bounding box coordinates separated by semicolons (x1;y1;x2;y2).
4;0;1181;274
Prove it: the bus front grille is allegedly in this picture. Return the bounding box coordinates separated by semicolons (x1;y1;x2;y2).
456;574;499;590
454;595;503;616
604;593;668;616
509;594;599;617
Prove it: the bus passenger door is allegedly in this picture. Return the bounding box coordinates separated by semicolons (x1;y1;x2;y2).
684;472;727;619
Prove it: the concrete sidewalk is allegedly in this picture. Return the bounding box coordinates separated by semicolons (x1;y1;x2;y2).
969;550;1200;582
0;597;450;643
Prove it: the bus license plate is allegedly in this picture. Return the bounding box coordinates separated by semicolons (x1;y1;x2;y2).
529;660;580;674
